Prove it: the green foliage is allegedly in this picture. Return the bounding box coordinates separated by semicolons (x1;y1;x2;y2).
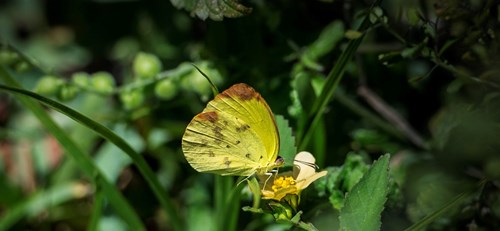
301;21;345;71
170;0;252;21
0;182;90;230
315;152;370;210
1;0;499;230
339;154;389;231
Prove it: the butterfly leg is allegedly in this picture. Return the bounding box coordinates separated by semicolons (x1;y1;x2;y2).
236;175;252;186
262;171;276;190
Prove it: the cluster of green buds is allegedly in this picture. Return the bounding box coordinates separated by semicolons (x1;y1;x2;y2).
33;71;116;102
28;50;224;109
0;49;31;72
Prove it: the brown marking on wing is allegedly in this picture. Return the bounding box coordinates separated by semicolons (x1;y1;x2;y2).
224;157;231;167
197;111;218;123
213;126;223;138
220;83;260;101
235;124;250;133
212;126;223;144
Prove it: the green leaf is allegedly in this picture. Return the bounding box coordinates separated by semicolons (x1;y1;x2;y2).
339;154;390;231
275;114;297;167
301;21;344;71
292;72;318;115
170;0;252;21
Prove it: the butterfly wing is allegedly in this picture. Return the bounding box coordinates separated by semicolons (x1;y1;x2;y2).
182;83;280;176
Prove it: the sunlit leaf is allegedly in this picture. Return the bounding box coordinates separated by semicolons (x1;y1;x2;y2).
170;0;252;21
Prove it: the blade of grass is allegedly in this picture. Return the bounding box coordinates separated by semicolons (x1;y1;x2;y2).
0;66;146;231
297;0;382;150
214;176;233;230
87;186;105;231
224;182;245;231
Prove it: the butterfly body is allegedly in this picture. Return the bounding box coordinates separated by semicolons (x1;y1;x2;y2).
182;83;281;176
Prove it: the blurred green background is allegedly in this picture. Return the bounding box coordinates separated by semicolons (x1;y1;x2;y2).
1;0;500;230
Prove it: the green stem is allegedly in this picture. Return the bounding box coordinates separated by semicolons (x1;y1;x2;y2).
87;187;104;231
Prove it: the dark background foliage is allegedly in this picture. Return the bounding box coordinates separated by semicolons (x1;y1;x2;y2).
1;0;500;230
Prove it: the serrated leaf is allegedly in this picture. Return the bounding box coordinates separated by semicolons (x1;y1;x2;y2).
275;115;297;167
170;0;252;21
339;154;390;231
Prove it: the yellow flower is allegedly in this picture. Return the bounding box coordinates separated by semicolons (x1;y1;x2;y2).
260;151;328;201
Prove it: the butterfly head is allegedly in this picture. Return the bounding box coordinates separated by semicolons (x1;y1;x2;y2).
274;156;285;168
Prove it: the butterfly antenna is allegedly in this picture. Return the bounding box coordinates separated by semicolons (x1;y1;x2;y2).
295;160;319;169
191;63;219;96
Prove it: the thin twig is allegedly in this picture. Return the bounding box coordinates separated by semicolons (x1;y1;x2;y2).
357;85;428;149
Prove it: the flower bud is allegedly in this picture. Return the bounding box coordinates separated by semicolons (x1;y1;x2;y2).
34;75;64;96
268;201;294;220
91;71;115;94
154;78;178;100
120;89;144;110
133;52;162;79
71;72;91;89
57;84;79;101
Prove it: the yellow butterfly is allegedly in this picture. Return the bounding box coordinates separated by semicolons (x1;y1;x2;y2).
182;83;283;176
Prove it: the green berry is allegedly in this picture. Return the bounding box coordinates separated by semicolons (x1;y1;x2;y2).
72;72;91;89
91;71;115;94
154;78;177;100
133;52;162;79
34;75;64;96
120;89;144;110
57;84;79;101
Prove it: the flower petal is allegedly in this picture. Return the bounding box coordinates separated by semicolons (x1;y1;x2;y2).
293;151;318;181
296;170;328;190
